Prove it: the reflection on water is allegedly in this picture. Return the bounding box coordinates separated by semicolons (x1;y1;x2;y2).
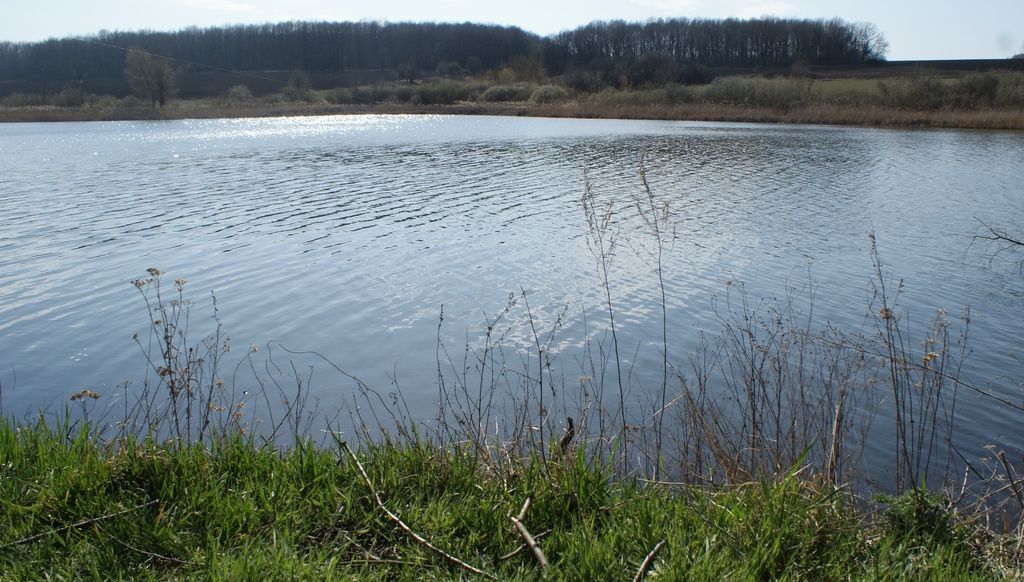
0;115;1022;469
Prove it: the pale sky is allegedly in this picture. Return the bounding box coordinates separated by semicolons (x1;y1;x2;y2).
2;0;1022;60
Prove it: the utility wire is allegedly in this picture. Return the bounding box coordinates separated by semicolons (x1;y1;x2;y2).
72;36;289;86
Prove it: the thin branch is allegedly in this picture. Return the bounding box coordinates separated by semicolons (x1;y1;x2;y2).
1;499;159;549
509;496;549;570
998;451;1024;511
339;440;496;579
108;533;195;566
510;516;549;571
498;529;551;562
516;497;532;522
632;539;666;582
974;219;1024;248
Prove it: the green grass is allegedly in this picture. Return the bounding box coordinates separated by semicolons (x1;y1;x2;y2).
0;418;1011;580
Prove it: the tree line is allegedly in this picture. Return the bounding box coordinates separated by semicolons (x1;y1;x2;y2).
546;18;886;71
0;18;887;91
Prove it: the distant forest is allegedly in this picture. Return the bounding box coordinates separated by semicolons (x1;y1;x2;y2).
0;18;887;94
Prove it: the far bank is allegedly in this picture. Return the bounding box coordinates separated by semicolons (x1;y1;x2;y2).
3;71;1024;130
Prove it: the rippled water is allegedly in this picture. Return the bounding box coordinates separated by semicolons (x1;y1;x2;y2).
1;115;1022;469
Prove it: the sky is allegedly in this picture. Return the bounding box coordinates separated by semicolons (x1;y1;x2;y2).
2;0;1022;61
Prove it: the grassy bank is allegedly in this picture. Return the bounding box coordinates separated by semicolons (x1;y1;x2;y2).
3;71;1024;129
0;419;1017;580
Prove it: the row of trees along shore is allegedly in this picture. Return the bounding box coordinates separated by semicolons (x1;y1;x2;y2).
0;18;887;93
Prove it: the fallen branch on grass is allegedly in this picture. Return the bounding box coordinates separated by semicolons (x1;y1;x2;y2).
339;439;496;579
1;499;160;549
633;539;667;582
509;497;549;571
498;529;552;561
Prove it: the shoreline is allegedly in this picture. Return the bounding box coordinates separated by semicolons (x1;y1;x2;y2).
2;418;1018;579
3;100;1023;130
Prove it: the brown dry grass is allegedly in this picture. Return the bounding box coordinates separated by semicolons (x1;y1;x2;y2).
526;102;1024;130
4;100;1022;129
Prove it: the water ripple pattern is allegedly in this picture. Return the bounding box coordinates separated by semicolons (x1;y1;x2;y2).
1;115;1022;458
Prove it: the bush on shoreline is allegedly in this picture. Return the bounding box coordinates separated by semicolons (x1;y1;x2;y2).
4;71;1024;129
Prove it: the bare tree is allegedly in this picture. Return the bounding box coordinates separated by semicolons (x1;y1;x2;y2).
123;49;176;108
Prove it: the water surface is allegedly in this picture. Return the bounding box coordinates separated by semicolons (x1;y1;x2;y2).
1;115;1021;472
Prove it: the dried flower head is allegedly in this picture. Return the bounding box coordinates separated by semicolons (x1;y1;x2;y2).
146;267;162;277
70;389;101;401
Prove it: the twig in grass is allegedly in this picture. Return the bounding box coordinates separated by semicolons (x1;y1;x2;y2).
1;499;159;549
338;439;496;579
498;529;552;562
108;533;195;566
633;539;666;582
516;497;532;521
351;557;430;567
509;497;549;571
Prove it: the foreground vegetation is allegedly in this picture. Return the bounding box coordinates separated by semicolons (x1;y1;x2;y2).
1;419;1019;579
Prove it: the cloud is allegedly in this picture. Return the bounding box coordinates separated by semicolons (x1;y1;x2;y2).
183;0;256;13
735;1;797;18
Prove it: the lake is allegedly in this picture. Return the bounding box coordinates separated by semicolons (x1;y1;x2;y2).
1;115;1021;479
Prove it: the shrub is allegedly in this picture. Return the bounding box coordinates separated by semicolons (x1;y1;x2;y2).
319;87;353;104
478;84;535;102
52;83;85;107
119;95;148;109
281;86;324;103
703;77;813;109
529;84;570;104
954;72;999;107
261;92;288;105
85;94;120;110
584;87;668;107
391;84;414;102
877;76;951;110
0;92;46;107
413;80;486;105
350;87;376;105
994;71;1024;108
343;85;401;105
664;83;697;104
221;84;253;105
